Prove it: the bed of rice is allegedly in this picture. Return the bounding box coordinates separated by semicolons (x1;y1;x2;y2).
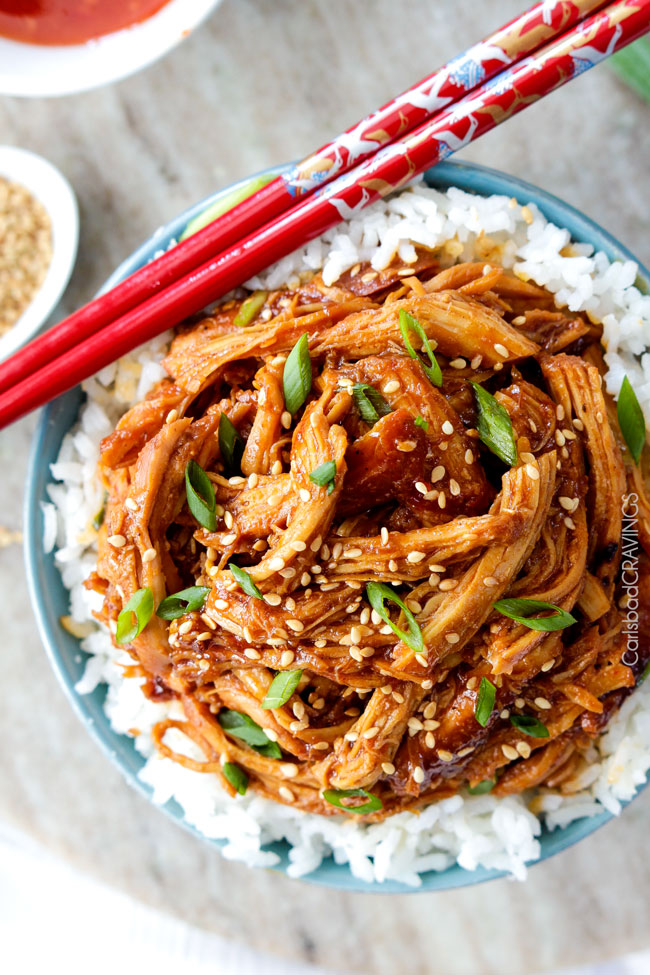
42;181;650;887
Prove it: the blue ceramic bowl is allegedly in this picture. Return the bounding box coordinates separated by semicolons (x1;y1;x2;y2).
25;161;650;893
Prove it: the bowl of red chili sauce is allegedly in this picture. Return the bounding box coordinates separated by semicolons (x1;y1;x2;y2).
0;0;223;97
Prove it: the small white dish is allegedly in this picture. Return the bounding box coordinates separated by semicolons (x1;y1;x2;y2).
0;0;223;98
0;146;79;363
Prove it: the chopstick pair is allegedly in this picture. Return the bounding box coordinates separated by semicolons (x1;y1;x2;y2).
0;0;647;429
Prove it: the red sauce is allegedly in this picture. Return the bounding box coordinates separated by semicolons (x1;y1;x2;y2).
0;0;172;46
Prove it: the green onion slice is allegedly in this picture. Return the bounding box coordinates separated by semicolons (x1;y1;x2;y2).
262;669;304;709
398;309;443;387
470;381;518;466
352;383;392;426
92;491;108;531
218;413;245;477
218;709;281;757
639;659;650;684
467;779;495;795
222;762;249;795
323;788;383;815
228;562;263;600
474;676;496;727
618;375;646;465
116;587;154;645
365;581;423;655
156;586;210;620
180;173;275;241
493;598;576;632
283;333;312;414
510;714;549;738
414;415;429;431
185;459;217;531
233;290;267;328
309;460;336;494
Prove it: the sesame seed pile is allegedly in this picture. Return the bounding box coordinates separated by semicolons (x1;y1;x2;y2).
91;254;649;820
0;177;52;336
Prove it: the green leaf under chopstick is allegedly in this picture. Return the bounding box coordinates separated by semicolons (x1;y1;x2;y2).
116;587;154;645
283;333;312;414
470;381;518;466
323;788;383;814
156;586;210;620
222;762;249;795
228;562;263;600
610;37;650;105
365;581;424;655
474;676;496;727
218;709;282;757
234;290;267;328
180;173;276;241
352;383;392;426
510;714;549;738
185;459;217;531
618;375;646;465
493;598;576;632
262;670;304;709
218;413;245;477
309;460;336;494
399;309;443;387
467;779;495;795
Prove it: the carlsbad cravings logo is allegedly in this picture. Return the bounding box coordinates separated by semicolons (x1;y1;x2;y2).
620;493;640;669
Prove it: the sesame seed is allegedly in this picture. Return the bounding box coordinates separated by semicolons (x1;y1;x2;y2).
428;574;440;587
345;547;362;558
483;576;498;587
314;638;327;648
500;708;510;720
396;440;417;452
512;315;526;326
415;481;428;495
466;677;478;690
470;355;483;370
125;498;138;512
213;598;229;610
244;647;261;660
287;619;304;633
281;411;292;429
449;478;460;496
271;460;283;475
573;418;584;431
382;762;395;775
422;679;433;690
413;767;425;784
415;653;428;667
268;556;286;571
313;741;329;751
392;691;404;703
222;533;237;545
442;420;454;436
279;786;295;803
494;343;509;358
281;763;298;778
465;449;474;464
108;534;126;548
445;632;460;645
438;750;454;763
344;731;359;742
534;696;552;709
529;420;537;433
493;362;503;372
166;408;179;424
541;659;555;672
228;476;245;487
407;551;426;563
502;744;519;761
555;429;566;447
290;540;307;552
248;473;259;489
142;548;157;563
438;492;447;509
429;563;446;573
556;404;565;421
350;626;362;644
310;565;322;575
224;510;234;529
388;559;398;572
292;700;305;719
265;728;279;742
363;726;380;739
431;465;446;483
450;358;466;369
559;497;576;511
423;702;437;719
280;650;295;667
525;463;539;480
520;451;535;464
178;620;193;635
438;579;457;592
424;732;436;749
408;717;424;733
299;488;310;503
285;597;296;612
196;632;212;643
457;746;474;757
384;379;400;394
516;741;532;758
359;608;370;625
515;697;525;708
289;719;308;733
201;614;216;630
243;626;253;642
349;647;363;662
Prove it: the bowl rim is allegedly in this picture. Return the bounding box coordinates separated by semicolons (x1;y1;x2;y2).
24;159;649;893
0;0;223;98
0;145;79;363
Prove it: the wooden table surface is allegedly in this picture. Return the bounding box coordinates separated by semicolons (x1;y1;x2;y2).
1;2;649;973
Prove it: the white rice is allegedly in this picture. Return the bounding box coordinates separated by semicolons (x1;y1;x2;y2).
44;182;650;887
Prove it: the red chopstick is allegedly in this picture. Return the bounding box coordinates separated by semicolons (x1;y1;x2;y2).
0;0;608;398
0;0;647;429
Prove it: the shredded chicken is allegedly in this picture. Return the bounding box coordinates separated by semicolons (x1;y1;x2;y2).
89;259;650;820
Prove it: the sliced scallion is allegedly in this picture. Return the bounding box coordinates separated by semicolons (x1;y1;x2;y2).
309;460;336;494
283;333;312;414
475;676;496;727
156;586;210;620
233;290;267;328
218;413;245;477
228;562;263;600
618;375;646;465
414;415;429;431
323;788;383;814
399;309;443;387
185;459;217;531
493;598;576;632
510;714;549;738
262;669;303;709
218;709;282;758
222;762;249;795
467;779;495;795
115;587;154;645
470;381;518;467
352;383;392;426
365;581;423;655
